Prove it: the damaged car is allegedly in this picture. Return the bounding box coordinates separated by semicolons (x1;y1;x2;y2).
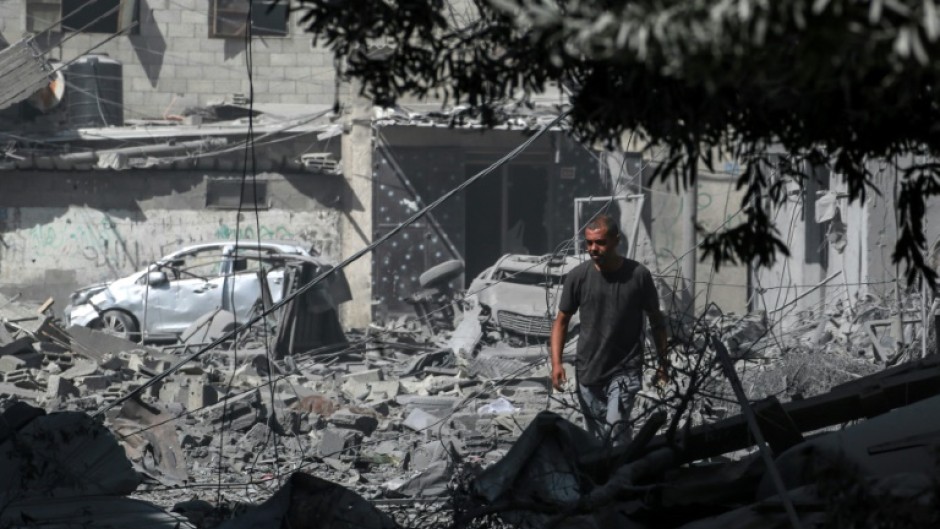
64;241;343;342
468;253;582;345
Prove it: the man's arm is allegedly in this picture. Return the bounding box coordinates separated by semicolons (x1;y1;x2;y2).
550;310;572;390
647;307;670;385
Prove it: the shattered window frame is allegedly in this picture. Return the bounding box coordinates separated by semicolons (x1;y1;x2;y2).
224;247;281;276
25;0;61;33
47;0;140;34
164;248;225;280
208;0;290;38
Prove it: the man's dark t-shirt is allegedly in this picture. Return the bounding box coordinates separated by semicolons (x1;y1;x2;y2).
558;258;659;386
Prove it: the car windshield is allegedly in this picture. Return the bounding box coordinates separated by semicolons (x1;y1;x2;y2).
492;269;565;287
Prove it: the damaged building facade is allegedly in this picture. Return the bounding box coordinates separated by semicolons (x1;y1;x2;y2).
0;0;660;330
3;2;940;529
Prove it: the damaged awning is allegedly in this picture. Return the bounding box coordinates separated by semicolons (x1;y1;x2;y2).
0;38;53;111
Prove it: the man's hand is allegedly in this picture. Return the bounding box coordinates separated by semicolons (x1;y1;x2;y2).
654;365;670;388
551;364;568;391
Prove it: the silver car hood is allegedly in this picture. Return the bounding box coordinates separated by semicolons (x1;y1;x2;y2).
477;281;561;316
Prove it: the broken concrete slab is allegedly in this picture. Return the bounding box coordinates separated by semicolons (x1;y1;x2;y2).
341;377;371;401
367;380;401;401
0;381;44;401
403;408;439;432
395;395;459;416
180;309;236;345
329;409;379;436
0;350;41;371
60;359;100;380
66;324;155;363
46;374;80;399
343;368;384;383
318;427;359;458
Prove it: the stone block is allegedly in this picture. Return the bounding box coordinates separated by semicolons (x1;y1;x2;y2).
0;355;27;372
61;360;99;380
343;368;383;384
4;369;30;384
0;382;44;401
329;410;379;436
411;441;447;471
317;427;358;458
341;378;370;401
270;52;297;67
165;21;196;38
79;375;112;391
186;78;216;97
159;380;184;406
187;380;218;410
367;380;400;402
46;375;80;399
403;408;438;432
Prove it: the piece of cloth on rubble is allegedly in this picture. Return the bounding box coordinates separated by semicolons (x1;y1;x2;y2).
559;259;659;386
577;370;642;446
217;472;395;529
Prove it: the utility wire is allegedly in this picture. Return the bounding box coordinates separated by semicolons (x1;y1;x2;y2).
93;109;570;418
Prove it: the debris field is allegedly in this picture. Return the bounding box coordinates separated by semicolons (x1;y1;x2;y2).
0;284;938;529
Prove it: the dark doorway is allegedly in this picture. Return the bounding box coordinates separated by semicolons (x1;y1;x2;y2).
465;163;503;279
464;163;551;279
505;165;549;255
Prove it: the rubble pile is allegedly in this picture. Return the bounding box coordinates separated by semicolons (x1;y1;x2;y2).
2;286;939;528
655;292;934;432
0;292;582;526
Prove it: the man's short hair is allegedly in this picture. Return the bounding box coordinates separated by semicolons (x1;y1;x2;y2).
585;214;620;238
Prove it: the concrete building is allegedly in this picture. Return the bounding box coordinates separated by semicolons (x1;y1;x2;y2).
0;0;335;118
756;157;940;327
0;0;761;330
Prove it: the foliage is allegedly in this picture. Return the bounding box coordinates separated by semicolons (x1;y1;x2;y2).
293;0;940;285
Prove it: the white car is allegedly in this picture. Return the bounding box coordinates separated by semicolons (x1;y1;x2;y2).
468;253;582;343
64;241;335;342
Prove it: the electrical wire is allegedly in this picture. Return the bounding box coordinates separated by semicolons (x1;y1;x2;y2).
93;110;569;420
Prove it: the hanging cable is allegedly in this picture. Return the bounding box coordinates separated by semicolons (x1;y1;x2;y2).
93;108;570;416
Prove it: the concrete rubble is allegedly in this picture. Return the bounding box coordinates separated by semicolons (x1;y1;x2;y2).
0;284;939;528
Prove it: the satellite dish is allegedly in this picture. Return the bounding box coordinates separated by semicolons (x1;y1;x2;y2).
28;63;65;113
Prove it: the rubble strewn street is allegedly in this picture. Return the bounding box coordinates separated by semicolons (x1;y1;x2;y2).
2;278;939;528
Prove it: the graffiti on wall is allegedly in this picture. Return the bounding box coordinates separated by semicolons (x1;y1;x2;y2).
0;208;339;288
214;222;296;241
21;215;142;270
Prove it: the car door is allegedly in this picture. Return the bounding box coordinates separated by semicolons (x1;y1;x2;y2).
222;246;281;322
147;246;225;336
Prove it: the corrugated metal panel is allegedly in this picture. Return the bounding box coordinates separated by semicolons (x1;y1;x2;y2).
0;38;53;111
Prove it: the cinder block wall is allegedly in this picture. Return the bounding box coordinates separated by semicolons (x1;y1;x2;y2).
0;0;336;119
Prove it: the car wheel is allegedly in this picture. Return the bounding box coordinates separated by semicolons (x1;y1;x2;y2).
96;310;140;342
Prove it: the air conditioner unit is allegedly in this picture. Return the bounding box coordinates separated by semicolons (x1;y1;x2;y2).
300;153;339;174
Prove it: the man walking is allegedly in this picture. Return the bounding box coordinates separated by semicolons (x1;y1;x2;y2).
550;214;669;445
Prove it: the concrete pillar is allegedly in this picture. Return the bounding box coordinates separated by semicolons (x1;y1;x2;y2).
339;87;373;329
